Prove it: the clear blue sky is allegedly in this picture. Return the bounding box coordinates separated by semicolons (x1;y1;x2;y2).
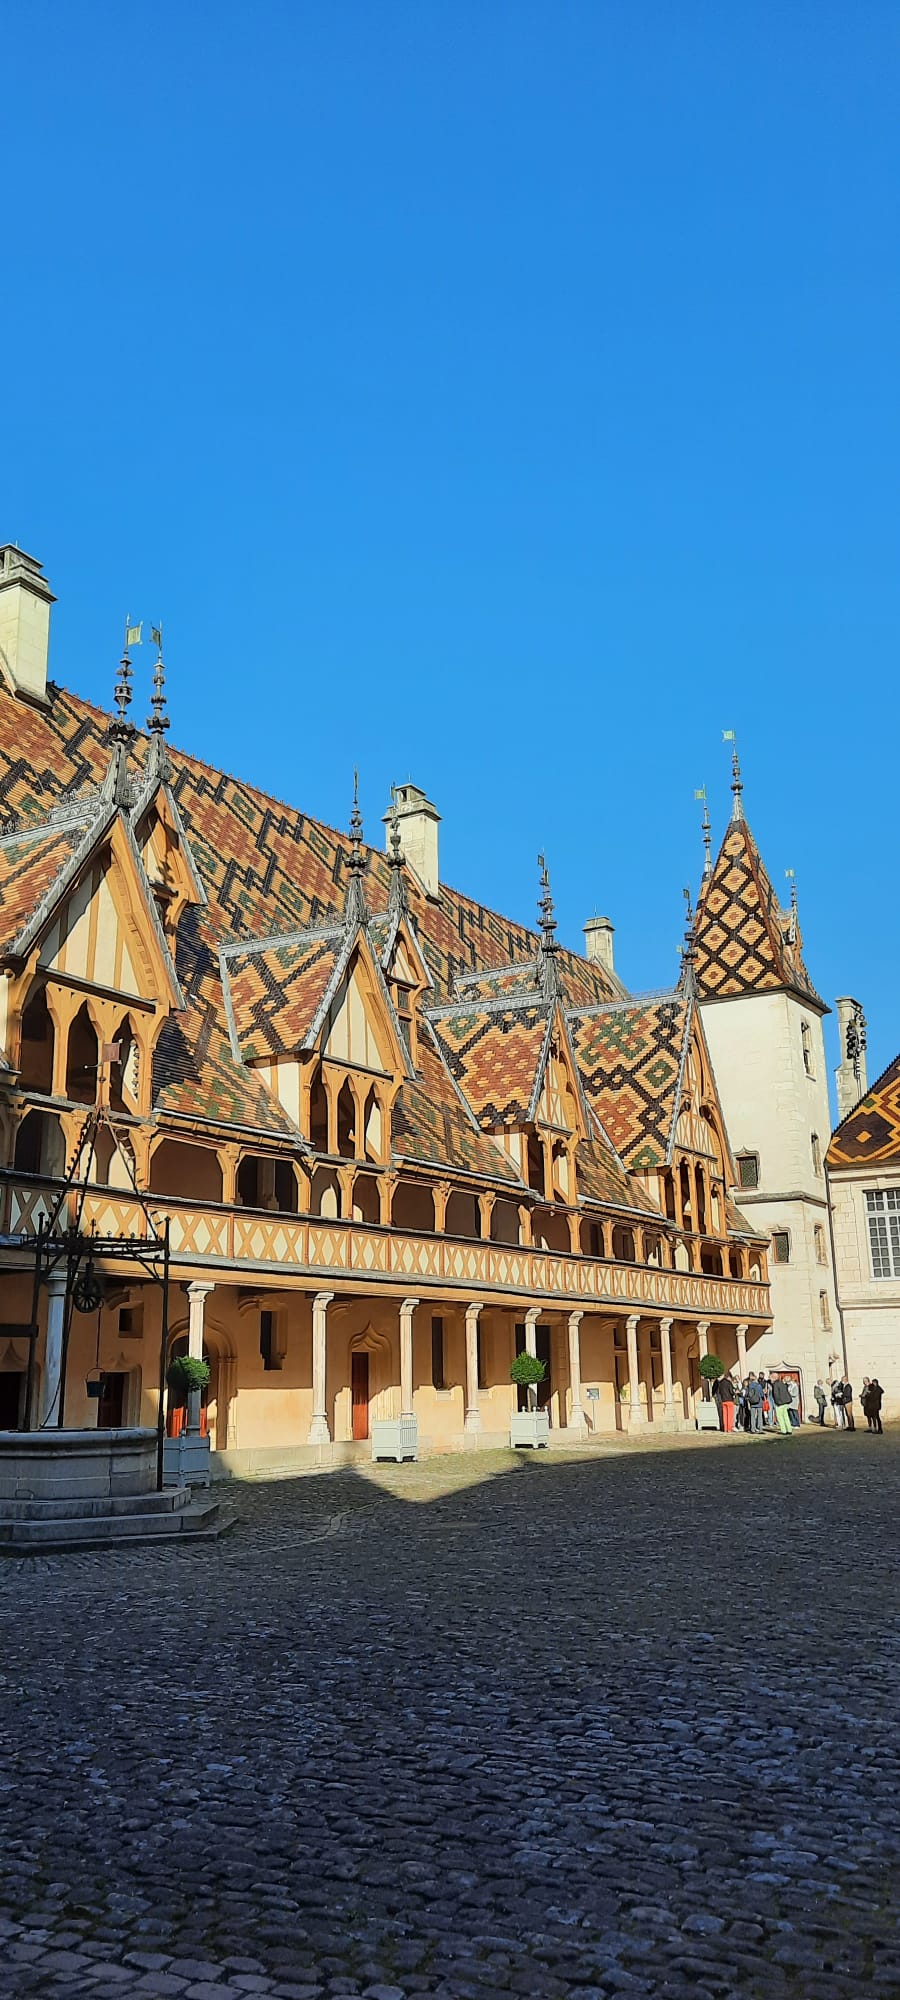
4;3;898;1095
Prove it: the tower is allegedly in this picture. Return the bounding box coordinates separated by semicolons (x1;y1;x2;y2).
691;750;840;1397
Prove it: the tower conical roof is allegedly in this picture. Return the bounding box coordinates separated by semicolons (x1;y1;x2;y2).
692;812;825;1011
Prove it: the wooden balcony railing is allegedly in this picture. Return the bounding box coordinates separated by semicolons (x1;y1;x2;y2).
0;1173;772;1323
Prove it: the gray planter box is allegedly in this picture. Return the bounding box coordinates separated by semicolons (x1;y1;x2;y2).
371;1416;418;1463
696;1401;721;1431
163;1432;212;1487
510;1408;551;1449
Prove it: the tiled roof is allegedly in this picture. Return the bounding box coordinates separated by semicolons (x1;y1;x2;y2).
692;817;824;1008
826;1053;900;1168
392;1028;521;1183
575;1134;661;1215
568;996;689;1171
428;1003;550;1128
222;930;343;1063
153;910;301;1137
0;824;86;952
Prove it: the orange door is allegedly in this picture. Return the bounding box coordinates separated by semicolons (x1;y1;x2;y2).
351;1352;369;1440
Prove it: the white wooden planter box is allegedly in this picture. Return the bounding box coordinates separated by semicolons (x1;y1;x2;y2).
371;1416;418;1463
696;1402;721;1431
510;1409;550;1449
163;1433;212;1487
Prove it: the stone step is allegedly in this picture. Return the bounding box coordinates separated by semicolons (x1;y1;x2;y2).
0;1487;193;1521
0;1498;232;1551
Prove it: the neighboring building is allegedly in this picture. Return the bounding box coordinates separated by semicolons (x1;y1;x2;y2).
0;545;772;1466
827;1017;899;1421
691;753;840;1409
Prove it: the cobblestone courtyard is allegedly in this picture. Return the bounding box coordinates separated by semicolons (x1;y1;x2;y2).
1;1430;898;2000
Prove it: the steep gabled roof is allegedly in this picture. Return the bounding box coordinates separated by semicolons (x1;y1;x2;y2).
826;1051;900;1168
568;994;689;1171
0;823;87;952
154;913;302;1139
392;1026;522;1184
427;999;551;1128
692;816;824;1010
222;927;345;1064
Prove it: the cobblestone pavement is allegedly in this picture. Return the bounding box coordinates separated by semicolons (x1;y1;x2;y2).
1;1429;898;1999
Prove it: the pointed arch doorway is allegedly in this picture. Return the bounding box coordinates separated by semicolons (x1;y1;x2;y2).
351;1351;370;1440
346;1324;393;1443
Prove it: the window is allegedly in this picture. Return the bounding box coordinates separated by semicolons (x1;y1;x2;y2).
811;1133;822;1177
772;1230;791;1264
814;1225;827;1266
737;1153;760;1190
819;1291;831;1330
865;1188;900;1279
260;1309;281;1371
801;1020;814;1077
431;1316;445;1391
118;1304;143;1338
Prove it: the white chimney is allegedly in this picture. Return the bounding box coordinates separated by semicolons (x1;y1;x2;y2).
385;783;441;898
835;996;869;1121
0;547;55;706
584;916;615;973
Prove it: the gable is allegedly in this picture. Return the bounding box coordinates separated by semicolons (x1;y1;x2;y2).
568;996;688;1171
535;1012;586;1138
38;856;143;996
428;1002;549;1129
827;1051;900;1168
321;956;395;1073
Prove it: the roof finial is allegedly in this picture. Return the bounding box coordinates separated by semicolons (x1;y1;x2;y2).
680;884;696;993
785;868;798;946
146;622;171;779
537;852;560;997
695;784;712;877
723;729;743;821
344;768;368;927
387;791;409;917
103;618;141;802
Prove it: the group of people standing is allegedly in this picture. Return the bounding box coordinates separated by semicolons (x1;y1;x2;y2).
814;1375;885;1433
711;1369;886;1435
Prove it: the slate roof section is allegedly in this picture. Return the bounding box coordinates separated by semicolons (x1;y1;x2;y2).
568;996;689;1172
428;1003;551;1128
575;1134;662;1215
692;818;824;1009
826;1052;900;1168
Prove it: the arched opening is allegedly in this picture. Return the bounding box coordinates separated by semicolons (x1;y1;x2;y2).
445;1189;479;1240
90;1126;136;1189
700;1245;723;1276
66;1003;99;1104
310;1164;341;1218
362;1084;384;1163
674;1238;690;1272
337;1079;356;1159
274;1161;299;1213
550;1141;571;1203
580;1217;603;1258
533;1209;569;1253
679;1161;693;1229
662;1171;677;1223
392;1178;434;1233
108;1014;140;1112
749;1255;762;1283
490;1199;521;1244
644;1233;662;1267
19;983;54;1094
308;1069;329;1153
730;1245;745;1280
695;1167;708;1234
612;1224;635;1263
351;1171;380;1226
149;1140;223;1203
13;1108;65;1178
526;1134;545;1196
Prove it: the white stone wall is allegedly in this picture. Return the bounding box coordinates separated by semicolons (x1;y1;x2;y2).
700;989;840;1404
828;1164;900;1419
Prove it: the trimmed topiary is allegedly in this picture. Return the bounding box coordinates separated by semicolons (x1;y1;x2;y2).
698;1353;725;1401
510;1352;547;1388
166;1354;211;1400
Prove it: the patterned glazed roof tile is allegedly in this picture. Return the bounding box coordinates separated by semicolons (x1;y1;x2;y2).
568;997;688;1171
154;911;300;1137
392;1030;520;1183
575;1134;660;1214
427;1003;550;1128
0;824;86;952
826;1052;900;1167
693;818;824;1008
453;962;541;1002
223;931;343;1062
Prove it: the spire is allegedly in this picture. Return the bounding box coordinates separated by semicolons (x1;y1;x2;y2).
785;868;798;946
695;784;712;879
146;622;171;780
343;768;368;928
387;795;409;918
723;728;743;822
680;884;696;993
102;618;140;803
537;852;560;998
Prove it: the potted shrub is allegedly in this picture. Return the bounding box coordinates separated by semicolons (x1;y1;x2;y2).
697;1353;724;1430
163;1355;212;1486
166;1354;210;1429
509;1351;550;1448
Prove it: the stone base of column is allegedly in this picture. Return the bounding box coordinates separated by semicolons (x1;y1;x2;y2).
307;1415;331;1445
628;1404;649;1427
567;1407;589;1434
464;1408;482;1436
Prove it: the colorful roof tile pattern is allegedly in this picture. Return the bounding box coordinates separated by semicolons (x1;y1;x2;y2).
393;1030;520;1183
574;1135;660;1215
153;910;300;1138
223;930;343;1063
568;997;689;1171
0;824;86;952
428;1003;550;1128
826;1052;900;1167
692;818;824;1008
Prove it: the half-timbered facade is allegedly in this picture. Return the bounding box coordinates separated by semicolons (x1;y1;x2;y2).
0;546;772;1464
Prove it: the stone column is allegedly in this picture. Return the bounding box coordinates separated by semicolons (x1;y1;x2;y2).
399;1297;419;1419
308;1291;334;1443
567;1311;587;1431
39;1273;68;1427
659;1315;675;1418
464;1302;483;1434
697;1319;710;1360
186;1281;215;1435
736;1322;748;1377
626;1312;646;1425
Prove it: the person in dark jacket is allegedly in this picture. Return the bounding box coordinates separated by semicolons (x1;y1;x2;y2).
831;1377;845;1429
716;1371;736;1433
842;1379;856;1431
813;1379;827;1426
746;1373;764;1433
862;1379;884;1434
770;1374;793;1435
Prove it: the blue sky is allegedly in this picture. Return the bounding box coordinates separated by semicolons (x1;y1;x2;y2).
4;2;898;1097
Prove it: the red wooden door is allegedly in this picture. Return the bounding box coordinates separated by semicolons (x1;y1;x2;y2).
351;1352;369;1440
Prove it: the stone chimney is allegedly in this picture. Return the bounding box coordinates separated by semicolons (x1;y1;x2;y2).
0;547;56;705
835;996;869;1122
385;783;441;898
584;915;615;974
